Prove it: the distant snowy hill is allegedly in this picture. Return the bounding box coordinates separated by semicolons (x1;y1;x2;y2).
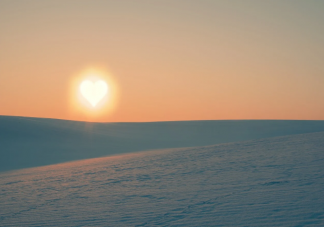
1;116;324;172
1;132;323;226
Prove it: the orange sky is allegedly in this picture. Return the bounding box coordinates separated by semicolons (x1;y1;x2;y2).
1;0;324;122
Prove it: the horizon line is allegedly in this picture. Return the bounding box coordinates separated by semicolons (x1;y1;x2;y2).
1;114;324;124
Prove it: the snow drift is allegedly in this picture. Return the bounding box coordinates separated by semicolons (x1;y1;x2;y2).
1;132;323;226
1;116;324;172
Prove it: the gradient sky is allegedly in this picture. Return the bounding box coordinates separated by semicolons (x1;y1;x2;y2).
1;0;324;122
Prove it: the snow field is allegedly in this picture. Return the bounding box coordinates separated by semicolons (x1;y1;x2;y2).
1;132;324;226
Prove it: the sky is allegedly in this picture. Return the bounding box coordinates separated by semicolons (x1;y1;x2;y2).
0;0;324;122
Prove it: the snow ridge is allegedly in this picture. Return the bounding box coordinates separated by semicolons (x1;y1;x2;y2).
2;116;324;172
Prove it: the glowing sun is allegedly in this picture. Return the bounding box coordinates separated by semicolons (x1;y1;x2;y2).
70;67;118;118
79;80;108;107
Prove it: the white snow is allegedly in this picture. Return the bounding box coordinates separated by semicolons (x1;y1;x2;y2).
2;116;324;172
1;131;324;226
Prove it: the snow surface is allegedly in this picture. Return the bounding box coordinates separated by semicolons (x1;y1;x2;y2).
2;116;324;172
1;132;324;226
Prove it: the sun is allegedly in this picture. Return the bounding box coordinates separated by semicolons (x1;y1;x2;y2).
69;67;118;120
79;80;109;107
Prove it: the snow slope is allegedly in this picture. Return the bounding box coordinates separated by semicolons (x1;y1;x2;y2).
2;115;324;172
1;132;324;226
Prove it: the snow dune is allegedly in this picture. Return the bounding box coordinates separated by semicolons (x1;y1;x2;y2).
1;116;324;172
1;132;324;226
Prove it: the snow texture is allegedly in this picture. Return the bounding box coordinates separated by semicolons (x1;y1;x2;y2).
1;132;324;226
2;116;324;172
